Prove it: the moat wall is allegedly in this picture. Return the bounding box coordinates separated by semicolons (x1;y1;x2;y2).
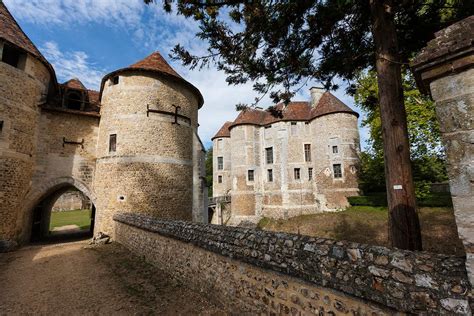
114;213;472;314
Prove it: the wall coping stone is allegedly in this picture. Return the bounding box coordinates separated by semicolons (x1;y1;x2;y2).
114;213;472;314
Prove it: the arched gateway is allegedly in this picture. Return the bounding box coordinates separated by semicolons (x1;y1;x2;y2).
0;2;207;251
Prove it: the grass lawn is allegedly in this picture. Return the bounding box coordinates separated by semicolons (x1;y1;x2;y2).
258;206;465;256
49;209;92;231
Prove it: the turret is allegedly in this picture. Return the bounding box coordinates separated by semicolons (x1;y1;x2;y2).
0;2;55;250
93;52;204;235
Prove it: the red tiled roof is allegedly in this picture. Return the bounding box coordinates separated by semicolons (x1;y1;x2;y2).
211;121;232;140
100;51;204;108
0;2;57;86
227;92;358;130
64;78;86;90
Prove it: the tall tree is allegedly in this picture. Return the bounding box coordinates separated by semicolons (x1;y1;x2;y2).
355;69;448;197
146;0;472;250
205;147;213;197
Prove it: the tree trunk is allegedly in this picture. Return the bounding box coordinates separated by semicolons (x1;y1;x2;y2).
369;0;422;250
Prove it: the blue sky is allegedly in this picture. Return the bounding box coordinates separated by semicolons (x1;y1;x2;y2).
5;0;369;149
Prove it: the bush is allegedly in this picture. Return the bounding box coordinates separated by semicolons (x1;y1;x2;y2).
348;193;452;208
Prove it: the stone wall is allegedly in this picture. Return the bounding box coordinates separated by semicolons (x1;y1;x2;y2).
411;16;474;287
114;213;472;314
52;190;90;211
0;54;50;249
94;72;200;235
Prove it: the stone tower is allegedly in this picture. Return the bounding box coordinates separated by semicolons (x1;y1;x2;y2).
0;3;55;250
93;52;204;234
211;87;360;224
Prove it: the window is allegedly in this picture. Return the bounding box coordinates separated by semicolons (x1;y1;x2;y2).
65;91;83;110
291;122;297;135
265;125;271;129
217;138;223;149
333;164;342;178
304;144;311;162
267;169;273;182
265;147;273;164
217;157;223;170
218;175;222;183
294;168;301;180
109;134;117;153
248;170;255;182
0;120;3;133
332;145;339;154
1;44;26;69
111;76;119;85
308;168;313;181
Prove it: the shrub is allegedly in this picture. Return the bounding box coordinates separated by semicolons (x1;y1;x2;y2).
348;193;452;208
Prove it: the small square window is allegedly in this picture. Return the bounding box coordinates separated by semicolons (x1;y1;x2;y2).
267;169;273;182
0;120;3;133
332;146;338;154
308;168;313;181
109;134;117;153
248;170;255;182
265;125;271;129
218;175;222;183
1;45;26;69
111;76;119;85
265;147;273;164
294;168;301;180
333;164;342;178
217;157;223;170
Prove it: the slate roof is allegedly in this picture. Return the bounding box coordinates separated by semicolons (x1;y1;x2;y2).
64;78;87;90
100;51;204;108
213;92;358;139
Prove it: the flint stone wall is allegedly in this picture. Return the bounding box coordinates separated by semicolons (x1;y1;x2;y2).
114;213;471;314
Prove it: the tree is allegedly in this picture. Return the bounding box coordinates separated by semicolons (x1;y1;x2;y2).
355;69;448;197
146;0;473;250
205;147;213;197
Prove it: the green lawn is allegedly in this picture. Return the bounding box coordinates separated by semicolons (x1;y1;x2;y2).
258;206;465;256
49;209;92;231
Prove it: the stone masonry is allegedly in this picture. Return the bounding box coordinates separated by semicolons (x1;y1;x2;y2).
412;16;474;287
0;2;207;250
115;213;472;314
212;88;360;225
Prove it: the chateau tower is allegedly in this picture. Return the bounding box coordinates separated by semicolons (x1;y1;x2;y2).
94;52;204;234
212;88;360;224
0;3;55;249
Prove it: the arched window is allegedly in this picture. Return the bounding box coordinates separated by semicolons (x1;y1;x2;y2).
65;91;83;110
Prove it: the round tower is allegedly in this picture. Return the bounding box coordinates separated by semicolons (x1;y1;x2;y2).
0;3;55;250
94;52;204;235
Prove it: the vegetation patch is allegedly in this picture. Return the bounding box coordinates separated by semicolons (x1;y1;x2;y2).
257;206;464;256
49;209;91;231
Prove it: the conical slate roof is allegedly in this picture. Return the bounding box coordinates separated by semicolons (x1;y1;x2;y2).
100;51;203;107
211;121;233;140
224;91;358;131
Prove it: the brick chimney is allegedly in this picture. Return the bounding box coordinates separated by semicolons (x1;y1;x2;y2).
310;87;325;107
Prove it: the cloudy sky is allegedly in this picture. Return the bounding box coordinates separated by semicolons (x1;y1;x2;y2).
5;0;369;149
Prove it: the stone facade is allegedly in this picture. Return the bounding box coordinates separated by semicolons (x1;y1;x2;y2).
115;213;472;314
411;16;474;287
212;89;360;224
0;2;207;250
51;190;91;211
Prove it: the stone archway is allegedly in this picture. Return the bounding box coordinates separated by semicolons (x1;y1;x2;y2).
19;177;97;244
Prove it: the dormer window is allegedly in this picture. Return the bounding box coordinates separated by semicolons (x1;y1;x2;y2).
65;90;83;110
1;44;26;69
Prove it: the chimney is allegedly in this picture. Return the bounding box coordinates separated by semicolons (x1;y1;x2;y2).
310;87;325;107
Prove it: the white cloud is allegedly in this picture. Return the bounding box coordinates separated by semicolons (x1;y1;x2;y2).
40;41;106;89
3;0;145;27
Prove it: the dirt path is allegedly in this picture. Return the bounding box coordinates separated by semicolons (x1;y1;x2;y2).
0;240;224;315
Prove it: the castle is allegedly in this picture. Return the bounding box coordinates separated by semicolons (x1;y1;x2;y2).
212;88;361;224
0;2;207;250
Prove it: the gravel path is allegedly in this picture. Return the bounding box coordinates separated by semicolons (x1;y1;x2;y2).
0;240;224;315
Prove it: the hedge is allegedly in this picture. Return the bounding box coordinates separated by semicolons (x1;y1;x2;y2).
348;193;452;207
